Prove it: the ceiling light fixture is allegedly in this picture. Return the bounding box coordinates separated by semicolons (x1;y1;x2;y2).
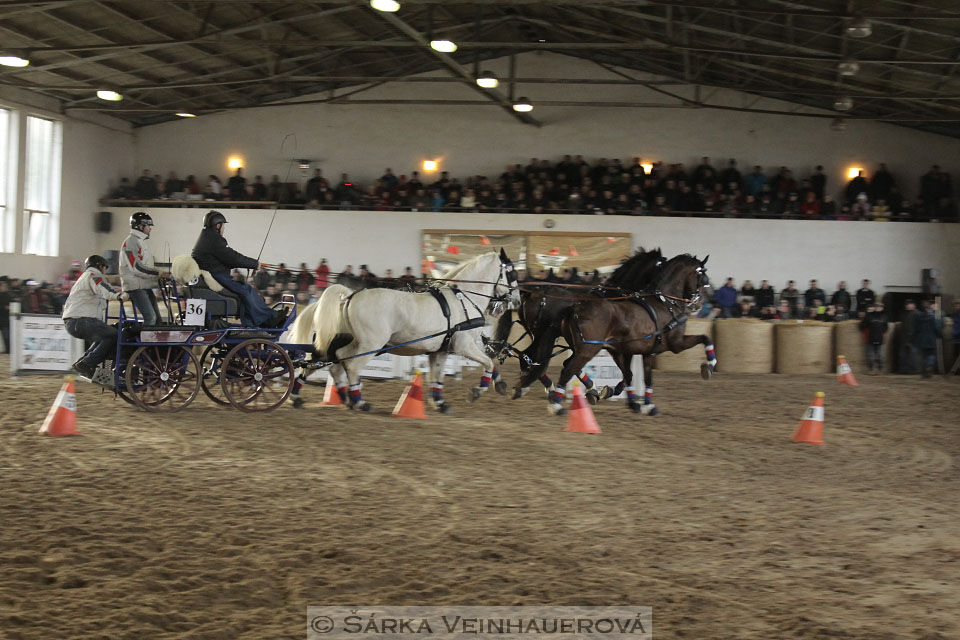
96;89;123;102
833;96;854;111
846;15;872;38
430;40;457;53
476;71;499;89
176;112;196;118
0;49;30;67
512;97;533;112
369;0;400;12
837;59;860;76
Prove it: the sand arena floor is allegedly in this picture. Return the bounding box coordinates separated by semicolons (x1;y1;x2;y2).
1;354;958;640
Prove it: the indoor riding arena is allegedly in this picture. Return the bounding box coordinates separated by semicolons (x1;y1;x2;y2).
2;2;959;640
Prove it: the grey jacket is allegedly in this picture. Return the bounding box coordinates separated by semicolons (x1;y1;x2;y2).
62;268;123;320
120;229;160;291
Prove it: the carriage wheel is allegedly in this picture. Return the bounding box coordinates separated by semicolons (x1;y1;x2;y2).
124;345;201;412
220;339;295;412
199;344;231;406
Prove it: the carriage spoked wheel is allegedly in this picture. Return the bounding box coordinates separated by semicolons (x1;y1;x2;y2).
199;344;231;406
219;339;295;412
124;345;201;412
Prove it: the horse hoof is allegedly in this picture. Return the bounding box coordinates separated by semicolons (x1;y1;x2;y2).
466;388;481;403
511;387;523;400
645;405;660;417
585;388;600;405
291;396;304;409
358;402;372;412
548;403;566;417
600;385;615;400
438;402;452;414
494;379;508;395
629;401;644;414
700;363;714;380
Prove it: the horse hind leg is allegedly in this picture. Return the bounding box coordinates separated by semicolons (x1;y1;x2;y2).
428;352;452;414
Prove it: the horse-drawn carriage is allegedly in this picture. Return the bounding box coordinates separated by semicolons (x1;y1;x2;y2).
93;267;310;413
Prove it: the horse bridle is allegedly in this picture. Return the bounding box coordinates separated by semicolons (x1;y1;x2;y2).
487;258;519;316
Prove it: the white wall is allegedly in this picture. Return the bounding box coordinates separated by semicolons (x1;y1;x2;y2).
98;206;960;297
0;91;134;281
133;52;959;203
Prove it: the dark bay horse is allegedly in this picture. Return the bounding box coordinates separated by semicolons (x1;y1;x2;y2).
549;254;715;416
488;248;667;402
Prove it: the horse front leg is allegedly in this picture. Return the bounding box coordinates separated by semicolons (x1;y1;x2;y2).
513;327;560;399
428;352;451;414
640;357;659;416
550;343;603;417
669;332;716;379
456;335;498;404
610;351;644;414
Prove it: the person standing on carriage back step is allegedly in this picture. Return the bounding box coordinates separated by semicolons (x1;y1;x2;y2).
121;212;168;326
191;210;284;328
63;255;129;380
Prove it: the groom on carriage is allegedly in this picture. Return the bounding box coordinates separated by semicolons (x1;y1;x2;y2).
191;211;285;328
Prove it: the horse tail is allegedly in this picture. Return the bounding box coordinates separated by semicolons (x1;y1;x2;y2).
288;300;320;346
312;284;353;357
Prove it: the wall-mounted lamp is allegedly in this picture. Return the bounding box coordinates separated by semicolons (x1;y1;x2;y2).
423;160;438;172
847;167;863;179
228;156;243;170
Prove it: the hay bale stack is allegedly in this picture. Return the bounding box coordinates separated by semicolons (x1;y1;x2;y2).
655;318;713;372
775;321;834;374
713;319;774;373
834;320;868;372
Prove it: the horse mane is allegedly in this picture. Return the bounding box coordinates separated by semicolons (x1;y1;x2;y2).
607;247;663;291
654;253;701;289
439;252;497;283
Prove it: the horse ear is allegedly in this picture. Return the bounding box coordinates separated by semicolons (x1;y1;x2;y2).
499;247;508;262
701;254;709;266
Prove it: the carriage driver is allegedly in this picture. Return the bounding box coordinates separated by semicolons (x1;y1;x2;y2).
63;255;129;379
120;211;168;325
191;211;284;328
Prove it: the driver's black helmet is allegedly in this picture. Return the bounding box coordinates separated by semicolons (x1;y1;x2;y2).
130;211;154;229
84;255;109;272
203;210;227;229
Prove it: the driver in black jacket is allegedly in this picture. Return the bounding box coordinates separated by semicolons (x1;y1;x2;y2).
191;211;282;327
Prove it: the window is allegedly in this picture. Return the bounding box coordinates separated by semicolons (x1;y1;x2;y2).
0;108;14;253
22;115;62;256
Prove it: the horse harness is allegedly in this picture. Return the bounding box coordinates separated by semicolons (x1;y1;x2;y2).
429;285;486;352
575;291;689;347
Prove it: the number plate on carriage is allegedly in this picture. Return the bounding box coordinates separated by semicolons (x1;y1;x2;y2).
185;298;207;326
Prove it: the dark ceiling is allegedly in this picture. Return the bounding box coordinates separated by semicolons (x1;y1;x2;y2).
2;0;960;137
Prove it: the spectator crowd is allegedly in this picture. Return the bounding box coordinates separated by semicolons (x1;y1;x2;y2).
106;156;957;221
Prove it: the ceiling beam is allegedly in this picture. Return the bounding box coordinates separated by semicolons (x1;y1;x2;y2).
373;9;540;126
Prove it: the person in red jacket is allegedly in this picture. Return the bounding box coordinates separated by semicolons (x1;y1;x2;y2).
314;258;330;290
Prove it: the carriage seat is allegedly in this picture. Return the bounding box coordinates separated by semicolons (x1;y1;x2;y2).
185;275;240;322
171;254;241;325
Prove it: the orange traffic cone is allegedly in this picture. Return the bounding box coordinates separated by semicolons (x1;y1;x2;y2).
836;355;858;386
565;383;602;434
392;373;427;419
39;376;81;437
322;372;343;406
791;392;825;445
